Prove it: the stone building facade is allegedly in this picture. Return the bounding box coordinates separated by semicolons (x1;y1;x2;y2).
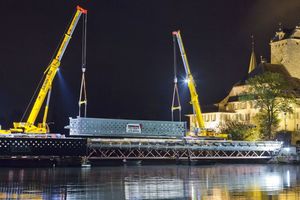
271;26;300;78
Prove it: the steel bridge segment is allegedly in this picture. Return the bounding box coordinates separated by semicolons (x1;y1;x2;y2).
88;139;282;151
89;143;280;152
67;117;186;138
86;139;282;161
0;137;87;156
86;147;275;160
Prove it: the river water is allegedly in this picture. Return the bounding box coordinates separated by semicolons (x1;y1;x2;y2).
0;164;299;199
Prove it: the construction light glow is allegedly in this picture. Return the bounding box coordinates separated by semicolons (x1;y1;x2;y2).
184;78;189;84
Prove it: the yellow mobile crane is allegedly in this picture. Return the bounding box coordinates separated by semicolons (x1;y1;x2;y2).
0;6;87;134
172;30;228;139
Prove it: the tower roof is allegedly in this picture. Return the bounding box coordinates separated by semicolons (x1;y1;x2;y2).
271;26;300;42
237;62;291;86
248;50;257;73
217;62;300;107
248;35;257;74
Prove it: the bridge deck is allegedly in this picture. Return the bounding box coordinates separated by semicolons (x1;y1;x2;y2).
87;138;282;161
0;136;283;163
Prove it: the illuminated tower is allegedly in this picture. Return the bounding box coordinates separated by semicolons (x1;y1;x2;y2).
270;25;300;78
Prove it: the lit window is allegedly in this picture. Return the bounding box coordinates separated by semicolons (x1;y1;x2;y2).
212;114;216;121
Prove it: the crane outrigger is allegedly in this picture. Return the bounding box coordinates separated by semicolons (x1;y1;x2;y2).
0;6;87;134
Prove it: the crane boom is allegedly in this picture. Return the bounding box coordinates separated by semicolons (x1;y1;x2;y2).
27;6;87;127
172;31;205;130
172;30;229;139
1;6;87;134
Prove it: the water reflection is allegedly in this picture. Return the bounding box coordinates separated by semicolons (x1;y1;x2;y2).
0;164;299;199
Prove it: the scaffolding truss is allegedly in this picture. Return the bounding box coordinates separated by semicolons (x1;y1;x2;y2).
86;139;282;160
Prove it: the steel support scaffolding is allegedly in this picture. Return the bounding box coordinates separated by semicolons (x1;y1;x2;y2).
86;139;282;161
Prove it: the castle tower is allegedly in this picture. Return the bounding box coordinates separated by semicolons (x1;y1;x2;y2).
270;25;300;79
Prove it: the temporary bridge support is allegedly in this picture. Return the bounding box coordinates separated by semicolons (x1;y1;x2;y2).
86;139;282;162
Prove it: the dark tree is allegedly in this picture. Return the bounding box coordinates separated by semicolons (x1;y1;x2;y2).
241;72;297;139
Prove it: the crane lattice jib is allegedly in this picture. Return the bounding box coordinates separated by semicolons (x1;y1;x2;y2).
24;6;87;131
172;31;205;129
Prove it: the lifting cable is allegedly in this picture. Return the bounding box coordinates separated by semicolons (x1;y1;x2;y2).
20;73;46;122
78;12;88;117
171;33;181;121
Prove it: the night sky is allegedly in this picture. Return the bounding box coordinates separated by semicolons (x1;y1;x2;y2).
0;0;300;133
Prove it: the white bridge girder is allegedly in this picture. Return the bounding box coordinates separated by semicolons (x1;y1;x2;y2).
87;148;275;160
86;139;282;161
